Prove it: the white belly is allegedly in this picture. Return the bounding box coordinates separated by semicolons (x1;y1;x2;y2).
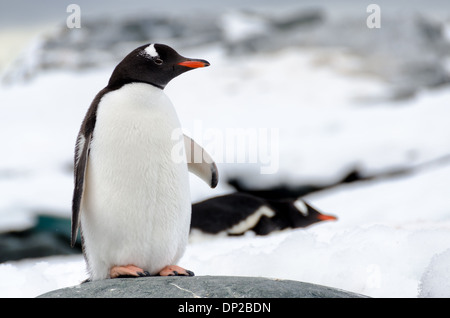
81;83;191;280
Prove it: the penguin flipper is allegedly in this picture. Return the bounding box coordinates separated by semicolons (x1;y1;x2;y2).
184;134;218;188
71;131;92;247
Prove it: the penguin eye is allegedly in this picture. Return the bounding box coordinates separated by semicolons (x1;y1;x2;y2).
154;58;163;65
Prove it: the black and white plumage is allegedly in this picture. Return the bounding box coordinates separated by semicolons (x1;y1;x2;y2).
191;192;336;236
71;43;217;280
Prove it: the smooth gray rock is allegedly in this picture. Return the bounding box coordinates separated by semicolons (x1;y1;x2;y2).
37;276;368;298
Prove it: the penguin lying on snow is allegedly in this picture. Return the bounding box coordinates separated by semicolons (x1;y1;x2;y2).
71;44;217;281
191;192;337;236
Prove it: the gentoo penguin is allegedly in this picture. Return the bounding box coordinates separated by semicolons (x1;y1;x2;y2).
71;43;218;281
190;192;336;236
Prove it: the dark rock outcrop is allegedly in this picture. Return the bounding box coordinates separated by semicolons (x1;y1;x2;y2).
37;276;368;298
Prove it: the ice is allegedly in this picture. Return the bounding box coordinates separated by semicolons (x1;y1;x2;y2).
0;255;87;298
419;248;450;298
184;225;450;298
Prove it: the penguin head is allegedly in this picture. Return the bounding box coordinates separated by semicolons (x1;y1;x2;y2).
108;43;210;89
290;200;337;227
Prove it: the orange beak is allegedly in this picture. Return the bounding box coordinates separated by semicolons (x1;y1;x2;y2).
317;214;338;221
177;59;210;68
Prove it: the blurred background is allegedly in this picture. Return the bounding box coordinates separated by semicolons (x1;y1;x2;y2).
1;0;450;297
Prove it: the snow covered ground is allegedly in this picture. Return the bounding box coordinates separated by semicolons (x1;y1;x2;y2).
1;32;450;297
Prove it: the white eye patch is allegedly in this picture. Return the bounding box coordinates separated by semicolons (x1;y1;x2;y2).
140;43;160;59
145;44;159;57
294;200;309;216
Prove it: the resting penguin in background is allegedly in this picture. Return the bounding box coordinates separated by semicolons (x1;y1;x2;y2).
190;192;337;236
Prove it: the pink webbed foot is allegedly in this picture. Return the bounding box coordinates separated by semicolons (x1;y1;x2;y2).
110;264;150;278
158;265;194;277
